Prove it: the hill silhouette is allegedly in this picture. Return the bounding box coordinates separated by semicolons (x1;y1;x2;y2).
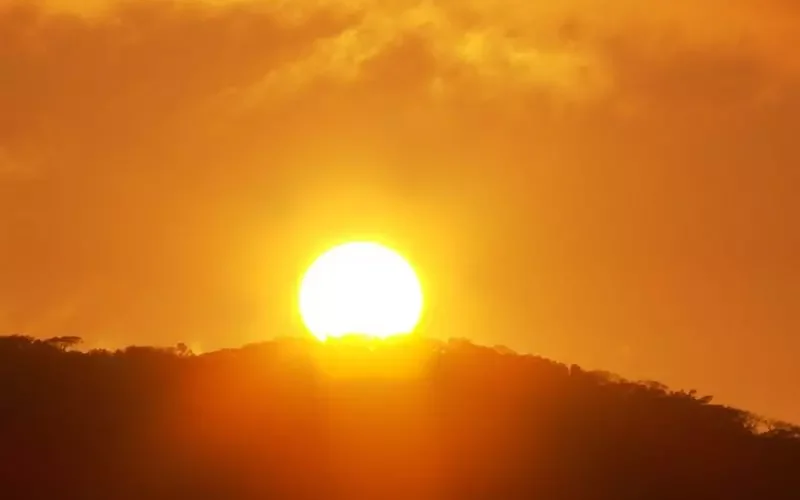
0;334;798;500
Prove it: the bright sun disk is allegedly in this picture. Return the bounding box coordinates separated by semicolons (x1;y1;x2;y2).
299;241;423;341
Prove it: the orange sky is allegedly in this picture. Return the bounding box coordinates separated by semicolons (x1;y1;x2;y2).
1;0;799;422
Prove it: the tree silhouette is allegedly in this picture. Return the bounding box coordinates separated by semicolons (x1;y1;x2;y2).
0;334;797;500
44;335;83;351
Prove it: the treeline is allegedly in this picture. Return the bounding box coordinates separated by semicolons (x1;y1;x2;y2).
0;334;798;499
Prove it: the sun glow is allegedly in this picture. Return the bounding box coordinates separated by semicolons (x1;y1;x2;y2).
299;242;424;341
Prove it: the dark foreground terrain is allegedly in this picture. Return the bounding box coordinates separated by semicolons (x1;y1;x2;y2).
0;335;798;499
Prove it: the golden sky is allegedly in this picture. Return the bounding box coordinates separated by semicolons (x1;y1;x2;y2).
1;0;799;422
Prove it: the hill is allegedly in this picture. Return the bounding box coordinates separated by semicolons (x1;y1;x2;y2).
0;334;798;499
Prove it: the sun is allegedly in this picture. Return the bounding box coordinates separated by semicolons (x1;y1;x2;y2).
299;241;424;341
